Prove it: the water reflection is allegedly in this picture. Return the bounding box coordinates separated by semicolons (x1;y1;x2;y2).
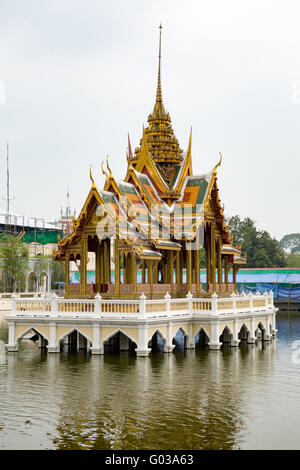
1;312;300;449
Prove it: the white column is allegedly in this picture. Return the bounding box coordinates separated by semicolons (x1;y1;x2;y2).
208;321;222;349
272;311;277;336
6;322;18;352
231;318;240;347
248;317;257;344
185;323;195;349
163;322;175;353
135;324;151;356
265;315;272;341
91;324;103;354
47;322;59;352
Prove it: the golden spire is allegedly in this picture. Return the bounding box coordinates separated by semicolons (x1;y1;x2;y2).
156;23;163;104
132;25;183;175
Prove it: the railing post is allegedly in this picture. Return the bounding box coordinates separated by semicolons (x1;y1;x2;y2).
211;292;218;315
94;292;102;314
51;292;58;315
164;292;171;315
248;291;253;311
11;293;17;314
186;291;193;313
230;291;236;314
263;290;268;308
270;289;274;307
139;293;147;316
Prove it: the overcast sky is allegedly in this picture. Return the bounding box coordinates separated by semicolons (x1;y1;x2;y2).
0;0;299;240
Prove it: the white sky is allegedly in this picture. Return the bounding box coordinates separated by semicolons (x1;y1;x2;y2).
0;0;299;240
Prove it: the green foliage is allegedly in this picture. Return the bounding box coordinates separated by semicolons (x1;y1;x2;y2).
0;234;29;292
199;246;206;268
279;233;300;254
51;260;65;288
285;253;300;268
228;216;286;268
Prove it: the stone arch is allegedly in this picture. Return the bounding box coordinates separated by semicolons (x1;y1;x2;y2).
28;272;37;292
172;326;190;350
101;328;138;346
194;326;210;348
147;326;167;344
40;271;48;292
56;327;93;352
219;325;234;346
100;328;138;354
255;321;266;341
238;323;250;341
16;325;49;349
147;328;166;352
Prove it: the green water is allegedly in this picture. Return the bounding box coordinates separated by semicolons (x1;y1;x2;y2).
0;311;299;450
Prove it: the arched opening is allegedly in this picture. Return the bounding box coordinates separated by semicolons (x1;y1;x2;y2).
147;330;165;353
219;326;233;347
28;272;37;292
17;327;48;350
173;327;189;351
40;272;48;292
238;324;250;342
103;330;137;355
195;327;210;348
58;329;91;353
255;322;266;341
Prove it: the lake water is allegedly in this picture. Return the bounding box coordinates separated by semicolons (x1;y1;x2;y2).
0;311;299;450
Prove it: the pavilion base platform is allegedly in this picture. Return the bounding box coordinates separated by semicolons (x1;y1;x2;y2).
5;291;278;356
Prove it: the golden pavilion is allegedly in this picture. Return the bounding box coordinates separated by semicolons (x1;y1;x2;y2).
53;26;246;299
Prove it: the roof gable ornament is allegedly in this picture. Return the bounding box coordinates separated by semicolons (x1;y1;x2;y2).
101;161;109;181
213;152;223;175
89;165;96;189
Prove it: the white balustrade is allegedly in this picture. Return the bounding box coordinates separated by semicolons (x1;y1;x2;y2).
10;291;275;320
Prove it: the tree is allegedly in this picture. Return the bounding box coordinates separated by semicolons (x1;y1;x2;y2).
227;215;286;268
0;234;29;292
279;233;300;254
285;253;300;268
50;260;65;289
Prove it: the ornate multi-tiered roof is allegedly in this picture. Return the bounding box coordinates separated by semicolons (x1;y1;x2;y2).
54;26;246;299
132;25;183;188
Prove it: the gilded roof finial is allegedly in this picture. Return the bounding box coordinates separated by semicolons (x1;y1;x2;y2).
128;133;133;159
101;161;108;180
90;165;96;188
140;125;149;154
156;23;163;104
106;155;113;179
213;152;223;174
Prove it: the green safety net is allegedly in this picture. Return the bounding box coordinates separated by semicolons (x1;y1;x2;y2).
22;231;62;244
